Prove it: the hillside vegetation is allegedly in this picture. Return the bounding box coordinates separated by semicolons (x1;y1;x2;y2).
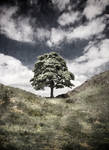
0;70;109;150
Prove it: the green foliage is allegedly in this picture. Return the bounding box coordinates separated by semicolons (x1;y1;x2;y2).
30;52;74;97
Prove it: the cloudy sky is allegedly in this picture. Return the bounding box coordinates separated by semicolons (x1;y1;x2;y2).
0;0;109;96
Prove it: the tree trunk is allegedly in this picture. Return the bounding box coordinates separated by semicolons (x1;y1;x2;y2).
50;87;54;98
50;80;54;98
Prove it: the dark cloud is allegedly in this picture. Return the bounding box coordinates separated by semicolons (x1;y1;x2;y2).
0;0;59;27
0;0;109;65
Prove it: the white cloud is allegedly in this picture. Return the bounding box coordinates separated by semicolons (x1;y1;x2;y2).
67;17;105;40
47;40;53;47
0;7;34;43
67;39;109;86
36;28;50;41
52;0;70;11
83;0;109;20
83;5;103;20
47;17;105;47
58;11;79;26
0;53;36;93
47;28;66;47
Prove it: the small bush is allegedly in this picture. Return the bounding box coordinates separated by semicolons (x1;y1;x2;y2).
0;85;13;103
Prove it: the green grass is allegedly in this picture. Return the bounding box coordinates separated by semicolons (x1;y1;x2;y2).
0;70;109;150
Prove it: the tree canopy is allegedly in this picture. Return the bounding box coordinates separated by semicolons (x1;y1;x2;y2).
30;52;74;98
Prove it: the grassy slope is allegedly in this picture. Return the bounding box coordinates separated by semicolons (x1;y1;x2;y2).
0;70;109;150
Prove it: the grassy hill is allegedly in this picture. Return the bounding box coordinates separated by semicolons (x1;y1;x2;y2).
0;70;109;150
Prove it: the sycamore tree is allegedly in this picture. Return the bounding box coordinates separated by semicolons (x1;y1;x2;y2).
30;52;74;98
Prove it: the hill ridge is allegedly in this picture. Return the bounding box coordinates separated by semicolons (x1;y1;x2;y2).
0;70;109;150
